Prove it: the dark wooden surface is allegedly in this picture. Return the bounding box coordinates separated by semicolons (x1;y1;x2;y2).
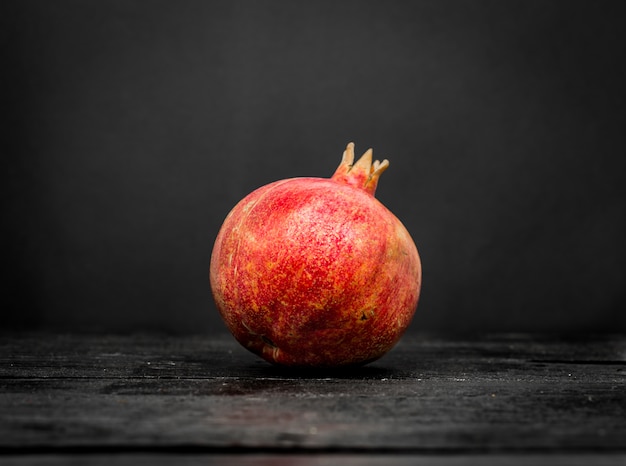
1;333;625;465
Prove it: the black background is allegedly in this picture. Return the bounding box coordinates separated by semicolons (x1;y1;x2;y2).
2;0;624;335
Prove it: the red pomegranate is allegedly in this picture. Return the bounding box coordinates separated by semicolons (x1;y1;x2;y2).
210;143;421;367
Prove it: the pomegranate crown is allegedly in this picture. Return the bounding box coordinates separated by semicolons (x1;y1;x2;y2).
331;142;389;195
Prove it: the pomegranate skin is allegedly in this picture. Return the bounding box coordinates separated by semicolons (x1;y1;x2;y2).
210;143;421;367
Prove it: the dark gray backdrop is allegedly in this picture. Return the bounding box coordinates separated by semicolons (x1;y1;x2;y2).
2;0;624;334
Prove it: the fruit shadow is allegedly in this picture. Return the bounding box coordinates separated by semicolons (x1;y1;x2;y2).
248;360;397;380
217;359;407;396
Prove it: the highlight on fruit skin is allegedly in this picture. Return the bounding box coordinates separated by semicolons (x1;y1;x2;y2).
210;142;421;368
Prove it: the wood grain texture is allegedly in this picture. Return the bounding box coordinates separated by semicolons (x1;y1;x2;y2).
1;333;625;464
2;453;626;466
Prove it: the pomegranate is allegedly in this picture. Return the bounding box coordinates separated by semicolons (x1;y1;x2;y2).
210;143;421;367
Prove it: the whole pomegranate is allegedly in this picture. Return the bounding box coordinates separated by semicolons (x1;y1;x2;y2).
210;143;421;367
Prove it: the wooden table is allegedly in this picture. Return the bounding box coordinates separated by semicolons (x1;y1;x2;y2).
1;333;625;465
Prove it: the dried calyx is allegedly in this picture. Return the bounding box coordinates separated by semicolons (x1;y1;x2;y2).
331;142;389;195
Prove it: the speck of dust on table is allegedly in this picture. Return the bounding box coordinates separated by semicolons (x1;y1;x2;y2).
0;332;625;466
